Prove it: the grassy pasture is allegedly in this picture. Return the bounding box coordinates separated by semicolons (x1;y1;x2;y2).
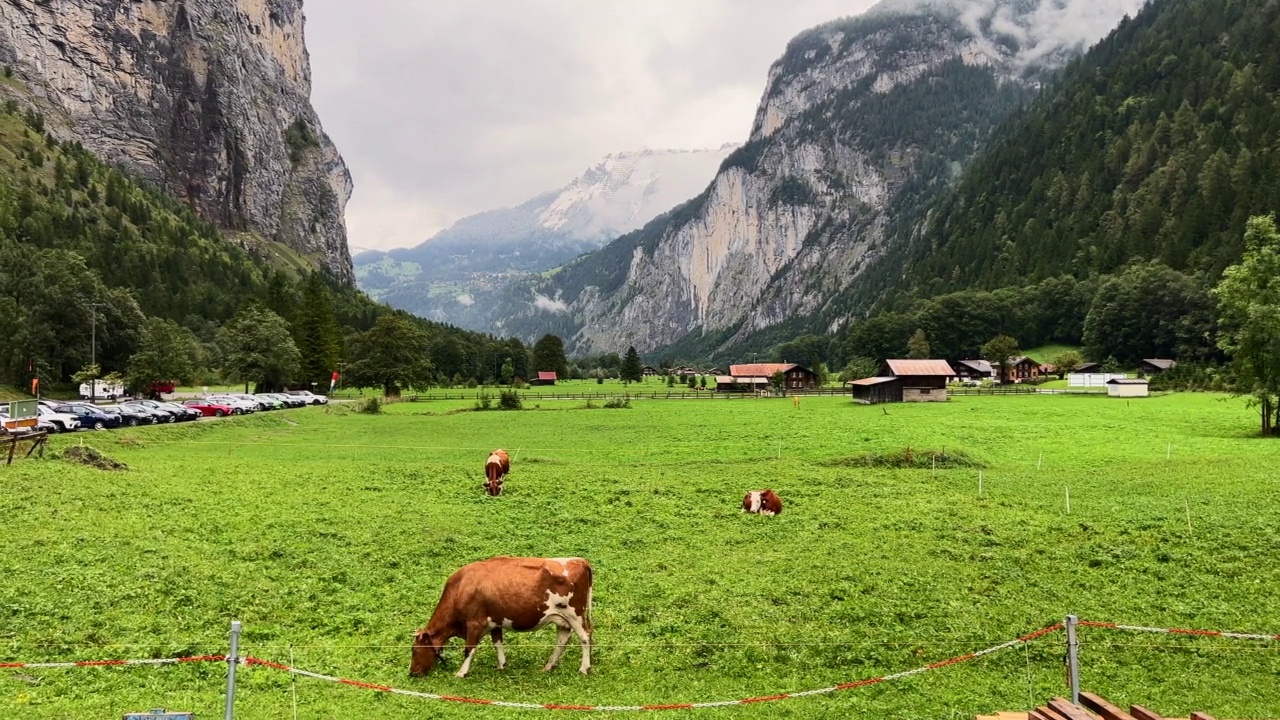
2;394;1279;719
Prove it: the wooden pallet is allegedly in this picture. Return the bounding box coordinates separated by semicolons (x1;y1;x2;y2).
978;692;1227;720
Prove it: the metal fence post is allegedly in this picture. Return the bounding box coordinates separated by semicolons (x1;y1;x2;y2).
1065;614;1080;706
225;620;242;720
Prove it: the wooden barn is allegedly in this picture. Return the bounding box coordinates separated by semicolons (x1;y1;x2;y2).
1000;356;1041;384
1140;358;1177;376
853;360;955;404
530;371;558;386
715;375;769;393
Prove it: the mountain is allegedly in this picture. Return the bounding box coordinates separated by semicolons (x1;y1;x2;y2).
354;145;737;330
0;0;354;282
487;0;1143;356
878;0;1280;300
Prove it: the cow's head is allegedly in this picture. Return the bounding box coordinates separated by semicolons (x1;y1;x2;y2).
484;476;503;496
409;629;446;676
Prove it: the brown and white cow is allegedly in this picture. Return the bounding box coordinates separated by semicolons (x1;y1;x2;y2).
742;489;783;516
410;556;593;678
483;449;510;496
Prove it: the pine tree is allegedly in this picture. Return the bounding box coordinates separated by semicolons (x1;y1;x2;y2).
294;273;341;391
907;329;931;359
620;346;642;384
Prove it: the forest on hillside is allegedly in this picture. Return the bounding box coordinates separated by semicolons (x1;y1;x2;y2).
0;99;534;395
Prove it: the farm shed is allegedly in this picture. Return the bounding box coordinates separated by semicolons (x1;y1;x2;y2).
1075;361;1101;373
1107;378;1149;397
851;377;903;404
530;371;557;386
728;363;818;391
1140;358;1177;376
854;359;954;403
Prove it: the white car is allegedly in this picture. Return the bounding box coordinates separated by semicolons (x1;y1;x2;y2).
205;395;257;414
36;405;80;433
287;390;328;405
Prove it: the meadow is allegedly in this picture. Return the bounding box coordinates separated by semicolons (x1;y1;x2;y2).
2;393;1279;719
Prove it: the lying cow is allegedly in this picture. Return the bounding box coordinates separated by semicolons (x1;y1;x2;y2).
483;449;510;496
742;489;783;516
410;556;593;678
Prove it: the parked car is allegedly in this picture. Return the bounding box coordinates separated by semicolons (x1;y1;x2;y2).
205;395;258;414
158;402;202;421
287;390;328;405
252;394;286;410
182;399;238;417
36;405;81;433
123;401;179;423
102;404;156;427
264;393;307;408
51;404;122;431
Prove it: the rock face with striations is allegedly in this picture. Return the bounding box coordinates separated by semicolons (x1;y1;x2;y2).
0;0;353;282
490;0;1142;356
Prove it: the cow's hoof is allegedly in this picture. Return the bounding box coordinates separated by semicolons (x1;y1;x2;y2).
543;664;556;672
455;670;469;679
579;667;590;676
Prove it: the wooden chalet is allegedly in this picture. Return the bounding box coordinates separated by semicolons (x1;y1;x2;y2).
852;359;954;404
530;371;557;386
978;690;1235;720
1076;361;1102;373
728;363;818;391
641;365;659;377
1140;358;1177;376
953;359;994;381
1000;356;1041;384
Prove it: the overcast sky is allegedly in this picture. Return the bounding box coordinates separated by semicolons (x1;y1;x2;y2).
305;1;876;252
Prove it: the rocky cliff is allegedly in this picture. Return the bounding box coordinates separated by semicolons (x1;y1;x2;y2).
0;0;353;281
491;0;1142;356
355;145;736;331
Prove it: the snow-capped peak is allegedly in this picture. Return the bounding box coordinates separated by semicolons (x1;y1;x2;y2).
536;145;737;241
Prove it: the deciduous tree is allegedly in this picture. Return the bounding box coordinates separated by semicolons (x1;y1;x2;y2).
1213;214;1280;435
344;315;434;398
907;329;931;359
982;335;1021;384
218;305;301;392
126;318;204;394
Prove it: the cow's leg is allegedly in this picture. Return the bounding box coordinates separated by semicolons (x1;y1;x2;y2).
455;624;486;678
562;613;592;675
543;624;572;671
490;628;506;670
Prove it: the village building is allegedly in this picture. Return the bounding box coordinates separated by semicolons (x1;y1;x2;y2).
1107;378;1150;397
715;375;769;393
1075;361;1102;373
641;365;659;377
1140;358;1177;376
728;363;818;391
999;356;1041;384
953;359;994;382
852;359;955;404
530;371;557;386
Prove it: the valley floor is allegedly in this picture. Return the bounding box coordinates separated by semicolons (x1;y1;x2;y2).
2;394;1278;718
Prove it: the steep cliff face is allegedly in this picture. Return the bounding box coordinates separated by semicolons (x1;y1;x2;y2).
491;0;1141;356
0;0;353;281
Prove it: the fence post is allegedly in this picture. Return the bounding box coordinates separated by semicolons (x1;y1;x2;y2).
225;620;242;720
1065;614;1080;706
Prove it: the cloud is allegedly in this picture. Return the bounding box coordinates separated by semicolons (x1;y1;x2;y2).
456;294;475;307
305;0;876;251
532;292;569;314
305;0;1138;251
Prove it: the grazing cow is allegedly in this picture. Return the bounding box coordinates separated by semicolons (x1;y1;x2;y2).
484;449;510;496
742;489;783;516
410;556;593;678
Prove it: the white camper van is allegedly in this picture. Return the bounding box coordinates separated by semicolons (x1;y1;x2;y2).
78;380;124;400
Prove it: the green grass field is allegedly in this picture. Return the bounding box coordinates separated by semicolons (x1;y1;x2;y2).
3;394;1279;719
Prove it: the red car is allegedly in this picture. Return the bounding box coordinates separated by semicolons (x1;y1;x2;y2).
182;399;238;417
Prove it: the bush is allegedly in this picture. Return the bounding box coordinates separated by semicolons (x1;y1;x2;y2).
466;379;478;389
355;397;382;414
474;390;494;411
603;397;631;409
499;389;523;410
3;66;12;78
833;446;984;469
596;376;604;385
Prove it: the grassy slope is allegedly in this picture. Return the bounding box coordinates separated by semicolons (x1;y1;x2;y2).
2;395;1278;718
